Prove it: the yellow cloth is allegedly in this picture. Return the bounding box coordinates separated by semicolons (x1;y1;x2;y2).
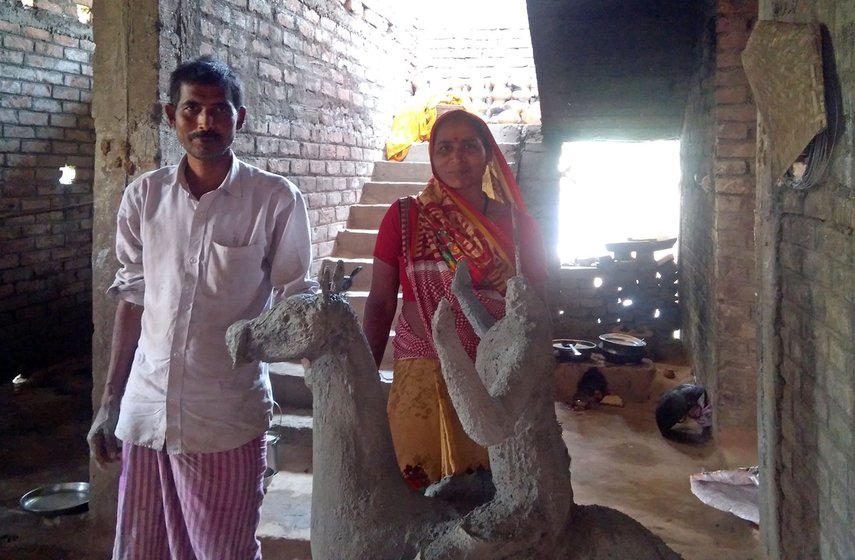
386;358;489;483
385;93;465;161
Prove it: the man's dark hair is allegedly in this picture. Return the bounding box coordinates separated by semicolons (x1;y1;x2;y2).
169;56;243;108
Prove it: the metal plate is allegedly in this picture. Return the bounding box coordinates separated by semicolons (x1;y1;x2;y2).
20;482;89;515
553;339;596;362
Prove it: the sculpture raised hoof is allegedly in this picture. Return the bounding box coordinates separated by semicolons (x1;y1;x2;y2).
227;260;456;560
425;468;496;515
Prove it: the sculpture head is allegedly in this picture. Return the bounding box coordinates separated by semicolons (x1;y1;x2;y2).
227;262;362;365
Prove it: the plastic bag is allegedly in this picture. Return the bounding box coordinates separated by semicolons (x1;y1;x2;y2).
689;466;759;524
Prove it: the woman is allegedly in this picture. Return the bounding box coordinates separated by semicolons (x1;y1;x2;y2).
363;109;548;488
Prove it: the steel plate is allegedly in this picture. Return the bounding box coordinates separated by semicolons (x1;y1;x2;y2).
20;482;89;515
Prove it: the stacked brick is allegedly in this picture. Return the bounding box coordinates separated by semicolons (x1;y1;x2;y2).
678;0;758;432
195;0;417;265
415;24;540;124
552;252;681;360
710;0;758;429
678;0;718;407
0;1;95;379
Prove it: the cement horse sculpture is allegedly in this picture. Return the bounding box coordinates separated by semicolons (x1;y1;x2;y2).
420;262;574;557
228;261;682;560
227;263;454;559
422;261;682;559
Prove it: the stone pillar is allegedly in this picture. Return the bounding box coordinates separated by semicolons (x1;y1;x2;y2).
89;0;161;540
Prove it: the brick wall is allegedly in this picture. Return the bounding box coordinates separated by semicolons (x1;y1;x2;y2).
679;0;758;432
170;0;417;266
709;0;758;430
411;12;539;125
0;1;94;381
679;1;718;391
757;1;855;557
416;21;537;93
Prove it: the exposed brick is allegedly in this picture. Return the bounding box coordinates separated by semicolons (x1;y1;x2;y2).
716;103;757;122
4;125;36;139
716;141;756;159
714;159;748;176
716;67;748;86
52;85;81;101
0;50;25;65
717;31;752;50
63;47;91;63
52;34;79;48
4;35;35;52
714;85;749;104
50;114;77;128
33;98;63;112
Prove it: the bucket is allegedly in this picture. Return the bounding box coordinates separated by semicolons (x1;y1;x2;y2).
266;401;284;471
265;428;281;471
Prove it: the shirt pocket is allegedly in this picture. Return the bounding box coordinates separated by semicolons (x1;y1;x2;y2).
202;242;266;298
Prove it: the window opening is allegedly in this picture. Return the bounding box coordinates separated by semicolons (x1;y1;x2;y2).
557;140;681;266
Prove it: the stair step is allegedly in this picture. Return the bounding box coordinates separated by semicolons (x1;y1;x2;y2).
360;181;424;204
372;161;432;182
258;470;312;560
334;228;378;257
346;289;399;323
269;361;312;410
347;203;390;230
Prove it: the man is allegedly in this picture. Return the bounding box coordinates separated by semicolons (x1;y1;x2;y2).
87;56;316;560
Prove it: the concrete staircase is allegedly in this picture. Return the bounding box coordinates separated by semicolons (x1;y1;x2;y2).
257;128;523;558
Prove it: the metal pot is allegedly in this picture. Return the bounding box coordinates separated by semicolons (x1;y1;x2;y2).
265;430;280;471
263;467;276;492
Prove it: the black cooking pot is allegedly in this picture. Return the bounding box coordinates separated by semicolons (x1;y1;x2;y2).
553;339;597;362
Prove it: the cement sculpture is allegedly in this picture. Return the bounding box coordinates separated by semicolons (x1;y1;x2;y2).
227;263;454;559
228;261;682;560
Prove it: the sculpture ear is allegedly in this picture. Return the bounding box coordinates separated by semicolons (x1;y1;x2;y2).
320;266;332;298
227;319;252;367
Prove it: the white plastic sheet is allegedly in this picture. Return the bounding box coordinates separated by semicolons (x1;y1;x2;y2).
689;467;759;524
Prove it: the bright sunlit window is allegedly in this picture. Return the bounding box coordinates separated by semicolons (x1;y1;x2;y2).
557;140;681;265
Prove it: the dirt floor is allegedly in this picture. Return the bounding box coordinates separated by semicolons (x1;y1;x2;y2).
559;360;761;560
0;357;761;560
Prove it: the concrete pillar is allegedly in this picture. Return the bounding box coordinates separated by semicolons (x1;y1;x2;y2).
89;0;161;541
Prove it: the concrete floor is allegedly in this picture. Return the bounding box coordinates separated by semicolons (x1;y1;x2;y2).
0;358;761;559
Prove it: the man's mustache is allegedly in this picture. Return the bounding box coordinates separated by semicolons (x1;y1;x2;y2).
189;131;222;141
